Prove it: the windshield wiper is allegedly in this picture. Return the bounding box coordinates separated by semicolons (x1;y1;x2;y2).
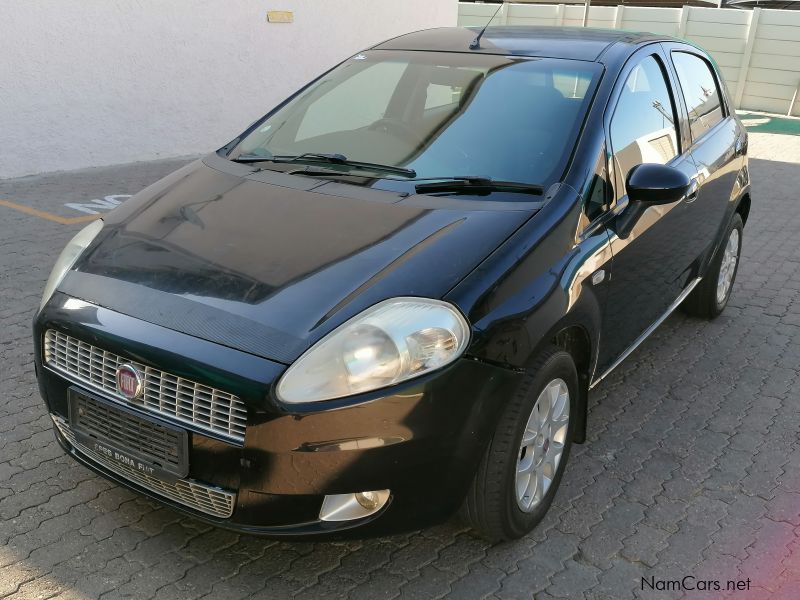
414;177;544;196
231;152;276;163
232;152;416;178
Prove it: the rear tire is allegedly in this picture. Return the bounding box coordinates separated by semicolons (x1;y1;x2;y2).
461;346;577;542
682;213;743;319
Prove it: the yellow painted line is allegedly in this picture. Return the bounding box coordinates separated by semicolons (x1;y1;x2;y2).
0;199;100;225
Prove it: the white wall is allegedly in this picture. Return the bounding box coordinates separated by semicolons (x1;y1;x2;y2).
459;2;800;118
0;0;457;179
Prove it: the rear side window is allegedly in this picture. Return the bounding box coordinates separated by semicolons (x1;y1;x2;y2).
423;66;487;110
672;52;724;140
296;61;409;141
610;55;679;185
425;83;458;109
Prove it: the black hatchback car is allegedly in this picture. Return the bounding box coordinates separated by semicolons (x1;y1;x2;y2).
34;26;750;541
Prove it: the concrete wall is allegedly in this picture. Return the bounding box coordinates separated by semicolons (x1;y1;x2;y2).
459;2;800;117
0;0;457;179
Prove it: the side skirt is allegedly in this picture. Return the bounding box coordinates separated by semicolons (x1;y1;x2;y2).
588;277;702;390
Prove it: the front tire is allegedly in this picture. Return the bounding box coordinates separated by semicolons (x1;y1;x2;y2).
461;346;577;542
682;213;743;319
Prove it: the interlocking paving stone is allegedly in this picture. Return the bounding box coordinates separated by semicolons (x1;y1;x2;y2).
1;134;800;598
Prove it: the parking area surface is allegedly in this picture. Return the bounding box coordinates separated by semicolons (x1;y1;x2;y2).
1;134;799;600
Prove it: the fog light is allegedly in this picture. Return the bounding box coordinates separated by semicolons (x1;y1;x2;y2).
319;489;390;522
355;491;380;510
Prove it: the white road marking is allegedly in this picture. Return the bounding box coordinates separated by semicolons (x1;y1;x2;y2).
64;194;132;214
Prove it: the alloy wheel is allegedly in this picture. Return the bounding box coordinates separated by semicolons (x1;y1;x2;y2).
515;378;570;512
716;228;740;305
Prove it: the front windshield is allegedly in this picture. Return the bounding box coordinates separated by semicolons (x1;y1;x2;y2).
232;51;602;189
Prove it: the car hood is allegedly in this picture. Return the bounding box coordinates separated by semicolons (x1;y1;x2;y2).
60;157;536;364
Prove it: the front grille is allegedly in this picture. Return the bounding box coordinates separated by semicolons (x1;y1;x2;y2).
44;330;247;444
71;393;185;471
53;416;235;519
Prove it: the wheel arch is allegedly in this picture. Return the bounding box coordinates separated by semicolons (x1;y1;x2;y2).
550;323;593;445
736;191;751;226
519;315;598;446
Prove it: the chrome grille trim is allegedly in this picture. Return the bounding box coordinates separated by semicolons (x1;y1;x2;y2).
53;416;235;519
43;330;247;444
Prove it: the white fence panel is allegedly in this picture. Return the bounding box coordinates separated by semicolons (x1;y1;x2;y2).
0;0;458;178
759;8;800;27
457;2;800;115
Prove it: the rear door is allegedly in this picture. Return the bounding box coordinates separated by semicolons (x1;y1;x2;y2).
596;47;700;374
664;45;743;265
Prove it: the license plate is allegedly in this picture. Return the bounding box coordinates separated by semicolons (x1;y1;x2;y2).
67;387;189;482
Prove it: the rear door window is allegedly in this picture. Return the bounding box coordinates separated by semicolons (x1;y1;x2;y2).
671;52;724;141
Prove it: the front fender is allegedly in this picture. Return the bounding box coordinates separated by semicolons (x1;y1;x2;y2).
448;188;611;377
447;198;611;371
448;192;611;446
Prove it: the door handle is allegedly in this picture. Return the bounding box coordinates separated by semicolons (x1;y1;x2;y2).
684;179;699;204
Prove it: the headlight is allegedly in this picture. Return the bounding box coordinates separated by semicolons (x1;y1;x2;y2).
277;297;470;403
40;219;104;310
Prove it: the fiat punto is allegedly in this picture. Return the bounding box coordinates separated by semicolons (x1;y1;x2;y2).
34;26;750;541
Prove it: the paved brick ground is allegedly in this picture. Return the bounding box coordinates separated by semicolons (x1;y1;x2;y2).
1;134;799;599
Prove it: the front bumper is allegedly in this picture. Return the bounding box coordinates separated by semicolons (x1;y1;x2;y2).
35;293;521;538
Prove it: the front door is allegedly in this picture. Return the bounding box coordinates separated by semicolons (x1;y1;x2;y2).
597;50;700;374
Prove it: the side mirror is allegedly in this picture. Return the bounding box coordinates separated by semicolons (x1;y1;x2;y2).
616;163;692;238
626;163;691;205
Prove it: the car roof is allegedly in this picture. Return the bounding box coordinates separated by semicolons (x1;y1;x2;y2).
372;26;681;62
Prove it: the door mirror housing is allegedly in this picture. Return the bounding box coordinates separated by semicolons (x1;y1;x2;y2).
615;163;692;239
626;163;691;205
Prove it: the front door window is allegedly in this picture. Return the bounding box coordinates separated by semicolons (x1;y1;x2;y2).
609;55;680;191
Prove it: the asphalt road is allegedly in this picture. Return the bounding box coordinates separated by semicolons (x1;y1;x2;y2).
1;134;799;599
